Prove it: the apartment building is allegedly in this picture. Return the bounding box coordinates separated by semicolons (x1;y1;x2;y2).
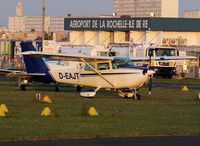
113;0;179;18
184;10;200;18
9;2;68;33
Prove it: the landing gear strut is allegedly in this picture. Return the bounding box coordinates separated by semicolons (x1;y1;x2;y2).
55;82;59;92
76;85;82;92
133;89;141;100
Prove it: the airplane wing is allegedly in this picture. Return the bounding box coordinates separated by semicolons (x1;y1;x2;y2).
21;51;115;62
0;69;45;78
130;56;197;61
22;51;197;62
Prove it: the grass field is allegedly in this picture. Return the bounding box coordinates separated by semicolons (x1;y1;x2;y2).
0;81;200;140
153;78;200;85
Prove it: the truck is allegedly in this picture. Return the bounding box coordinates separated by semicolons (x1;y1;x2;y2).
142;46;177;78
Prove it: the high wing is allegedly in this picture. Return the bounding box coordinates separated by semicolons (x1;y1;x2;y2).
21;51;197;62
21;51;115;62
0;69;45;78
130;56;196;61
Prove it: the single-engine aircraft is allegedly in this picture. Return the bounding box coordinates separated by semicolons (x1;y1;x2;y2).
0;42;155;100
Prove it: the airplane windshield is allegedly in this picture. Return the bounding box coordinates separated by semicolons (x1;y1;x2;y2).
112;57;134;69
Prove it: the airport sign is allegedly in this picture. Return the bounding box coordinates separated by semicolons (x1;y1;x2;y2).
64;18;151;31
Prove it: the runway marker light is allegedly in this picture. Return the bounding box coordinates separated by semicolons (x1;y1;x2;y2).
182;86;189;91
41;107;51;116
36;93;41;101
88;107;98;117
0;108;6;117
41;95;52;103
0;104;8;113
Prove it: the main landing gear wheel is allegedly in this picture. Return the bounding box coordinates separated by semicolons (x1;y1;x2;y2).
118;89;133;99
20;84;26;91
19;78;26;91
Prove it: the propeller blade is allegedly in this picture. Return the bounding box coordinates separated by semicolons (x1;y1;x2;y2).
148;48;154;95
148;75;152;95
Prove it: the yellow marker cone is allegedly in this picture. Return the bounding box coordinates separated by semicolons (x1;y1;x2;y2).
0;104;8;113
0;108;6;117
41;95;52;103
182;86;189;91
88;107;98;117
41;107;51;116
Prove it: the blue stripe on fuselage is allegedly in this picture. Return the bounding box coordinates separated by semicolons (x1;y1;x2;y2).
118;65;148;71
80;72;140;76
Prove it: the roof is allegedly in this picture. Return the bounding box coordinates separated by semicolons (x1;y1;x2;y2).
150;18;200;32
64;17;200;32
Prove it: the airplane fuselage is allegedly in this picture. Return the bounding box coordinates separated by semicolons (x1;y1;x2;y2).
49;67;149;89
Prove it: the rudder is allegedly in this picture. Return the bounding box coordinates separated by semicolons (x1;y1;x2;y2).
20;42;49;73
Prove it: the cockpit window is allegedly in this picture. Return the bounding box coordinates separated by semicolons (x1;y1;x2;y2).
84;64;95;71
97;63;110;70
112;57;134;69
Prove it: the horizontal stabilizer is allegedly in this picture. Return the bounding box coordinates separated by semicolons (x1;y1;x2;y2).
0;69;21;76
7;72;46;78
0;69;45;78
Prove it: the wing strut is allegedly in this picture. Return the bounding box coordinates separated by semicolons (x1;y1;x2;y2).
80;58;115;88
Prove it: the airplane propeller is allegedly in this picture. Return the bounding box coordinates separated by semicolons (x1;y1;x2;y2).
148;49;153;95
148;72;152;94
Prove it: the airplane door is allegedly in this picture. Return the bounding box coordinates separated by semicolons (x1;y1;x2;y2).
79;64;98;87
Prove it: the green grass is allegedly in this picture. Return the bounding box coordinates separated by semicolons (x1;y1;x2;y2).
0;81;200;140
153;78;200;85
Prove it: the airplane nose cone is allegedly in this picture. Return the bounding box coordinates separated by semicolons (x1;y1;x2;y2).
147;70;155;76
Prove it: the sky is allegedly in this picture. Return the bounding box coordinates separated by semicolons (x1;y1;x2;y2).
0;0;200;27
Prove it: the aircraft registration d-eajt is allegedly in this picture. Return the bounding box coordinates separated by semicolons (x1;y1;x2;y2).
0;42;155;100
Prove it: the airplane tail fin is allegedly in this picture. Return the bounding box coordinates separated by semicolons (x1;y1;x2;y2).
20;42;49;73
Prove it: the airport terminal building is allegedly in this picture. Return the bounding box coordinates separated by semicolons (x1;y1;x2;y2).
64;17;200;46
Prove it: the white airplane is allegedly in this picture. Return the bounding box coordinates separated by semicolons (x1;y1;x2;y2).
0;42;155;100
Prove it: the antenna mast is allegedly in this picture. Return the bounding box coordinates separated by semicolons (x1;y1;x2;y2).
42;0;45;41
